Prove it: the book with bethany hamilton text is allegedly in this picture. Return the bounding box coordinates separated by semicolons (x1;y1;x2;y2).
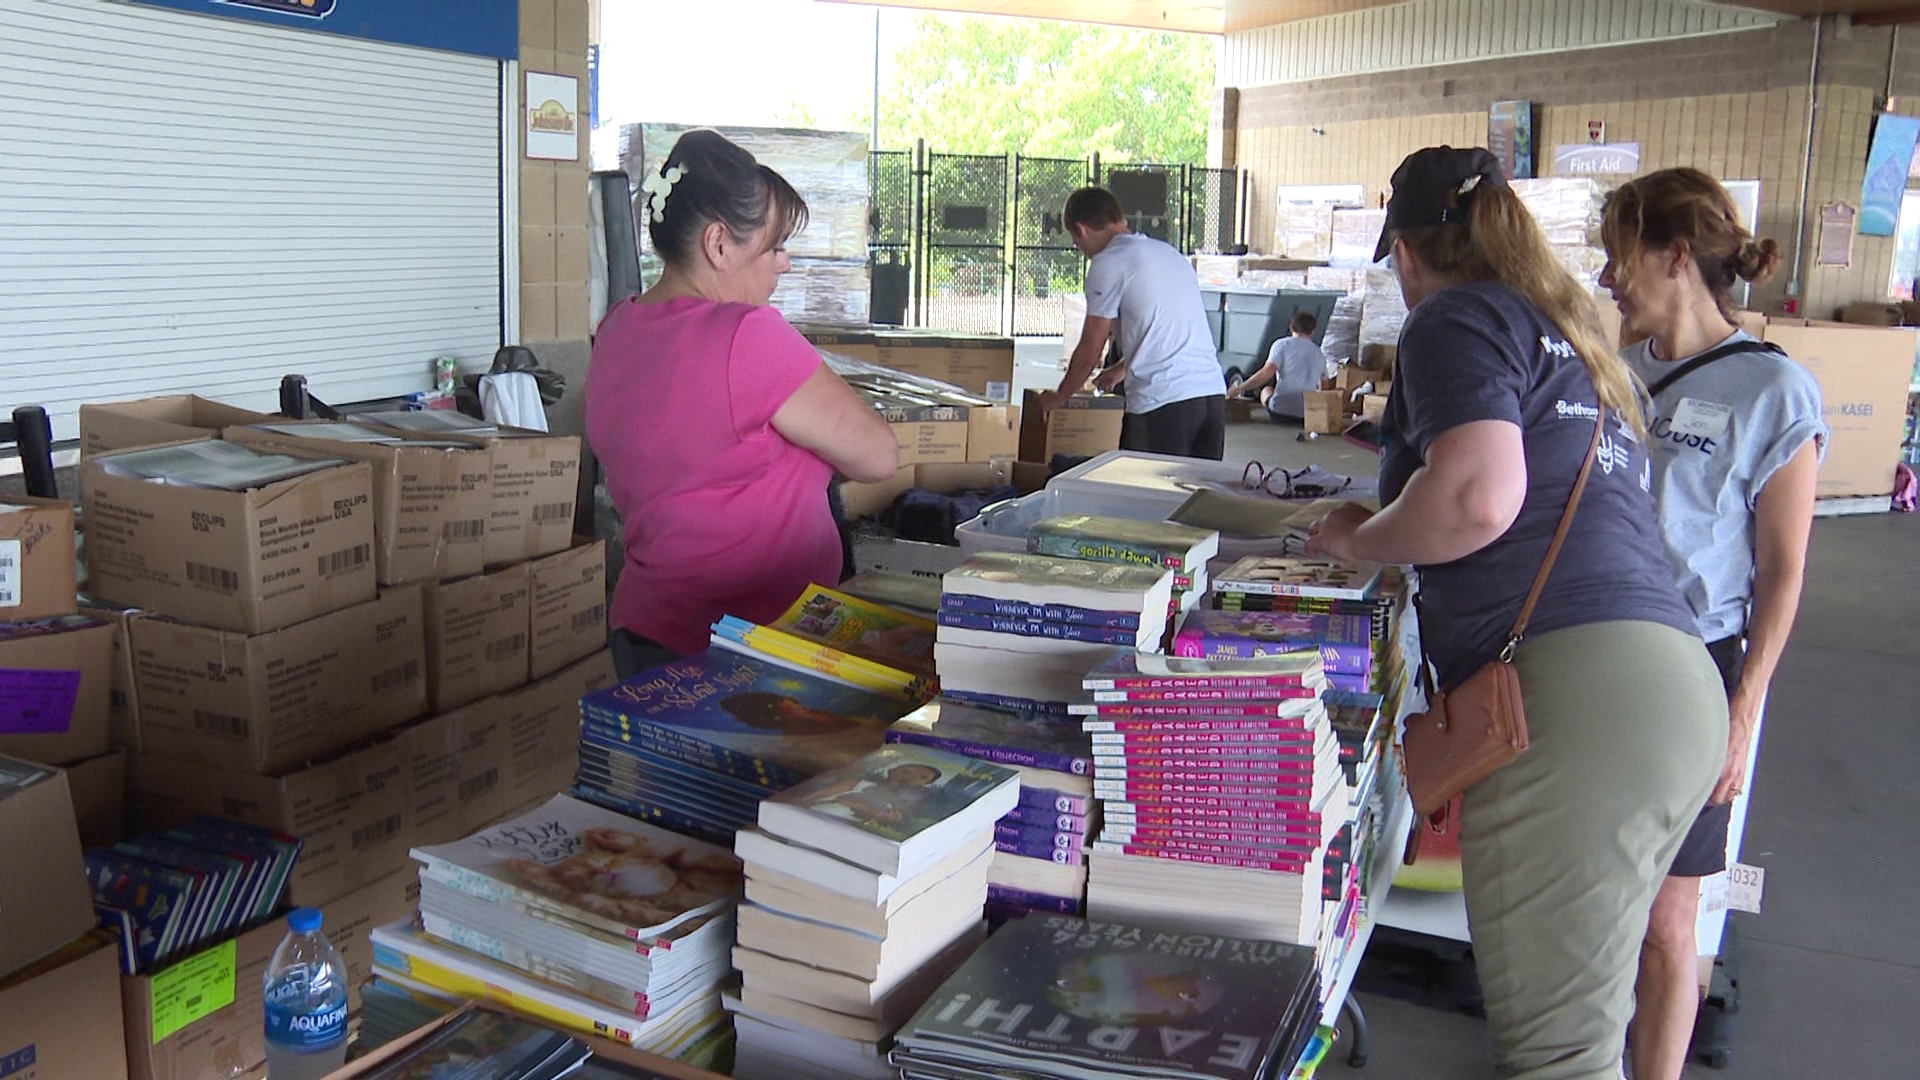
410;794;743;944
1172;609;1374;665
1213;556;1383;601
581;649;913;792
944;551;1174;616
757;744;1021;877
893;914;1317;1080
1080;649;1326;693
1025;513;1221;574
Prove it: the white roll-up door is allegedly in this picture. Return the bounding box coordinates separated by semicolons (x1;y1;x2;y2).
0;0;503;440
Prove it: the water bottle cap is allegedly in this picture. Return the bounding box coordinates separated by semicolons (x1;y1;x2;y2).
287;907;322;934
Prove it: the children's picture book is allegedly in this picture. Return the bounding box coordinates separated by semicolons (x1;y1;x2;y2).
770;584;938;677
411;794;742;942
1214;556;1383;600
757;744;1019;875
1024;514;1220;573
1173;609;1373;661
355;1006;592;1080
709;617;930;701
581;650;910;790
886;699;1093;778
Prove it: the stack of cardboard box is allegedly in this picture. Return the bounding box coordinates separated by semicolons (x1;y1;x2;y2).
59;397;619;1080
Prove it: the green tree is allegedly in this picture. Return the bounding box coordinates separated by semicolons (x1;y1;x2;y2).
872;16;1215;163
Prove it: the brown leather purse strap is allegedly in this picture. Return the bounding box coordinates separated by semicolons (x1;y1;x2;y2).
1506;404;1607;652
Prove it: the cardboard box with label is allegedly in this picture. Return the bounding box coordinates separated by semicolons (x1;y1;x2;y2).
529;539;608;680
425;565;531;712
121;920;277;1080
804;329;1017;401
128;587;428;774
0;615;117;766
225;422;493;585
1018;391;1126;463
880;403;971;466
79;395;272;459
499;649;617;812
0;757;97;979
80;600;143;752
0;497;76;622
402;695;511;849
350;411;582;566
66;747;127;847
0;936;129;1080
129;736;411;908
84;441;379;635
1762;323;1918;497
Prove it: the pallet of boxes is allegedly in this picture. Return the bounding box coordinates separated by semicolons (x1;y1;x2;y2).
72;398;612;1080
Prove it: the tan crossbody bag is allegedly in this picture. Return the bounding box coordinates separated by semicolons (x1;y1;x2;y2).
1401;405;1607;857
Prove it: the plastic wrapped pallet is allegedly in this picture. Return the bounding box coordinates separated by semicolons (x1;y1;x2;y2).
1330;209;1386;267
1240;269;1310;290
1193;254;1244;286
1320;294;1363;366
1274;205;1335;261
620;123;870;262
1306;266;1368;295
769;257;870;328
1511;177;1606;248
1360;267;1408;350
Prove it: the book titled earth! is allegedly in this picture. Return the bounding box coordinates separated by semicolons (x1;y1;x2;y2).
581;650;911;791
893;914;1316;1080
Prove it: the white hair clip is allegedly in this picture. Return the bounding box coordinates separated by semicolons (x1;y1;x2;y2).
1458;175;1483;196
640;165;687;223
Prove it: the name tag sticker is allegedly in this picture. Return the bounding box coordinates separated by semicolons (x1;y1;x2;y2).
1671;398;1732;439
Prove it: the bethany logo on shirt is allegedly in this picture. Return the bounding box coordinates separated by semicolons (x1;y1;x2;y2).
1554;399;1600;420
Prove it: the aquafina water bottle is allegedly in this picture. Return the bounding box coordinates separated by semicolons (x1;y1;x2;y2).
262;907;349;1079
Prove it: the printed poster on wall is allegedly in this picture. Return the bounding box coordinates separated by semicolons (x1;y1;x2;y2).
1488;101;1535;180
1859;113;1920;237
525;72;581;162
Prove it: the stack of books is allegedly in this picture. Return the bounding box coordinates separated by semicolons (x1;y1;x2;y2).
1310;688;1393;1002
1074;650;1350;945
574;651;914;846
837;570;943;620
711;584;939;702
85;818;302;973
1026;513;1220;626
885;698;1096;918
1207;558;1397;693
893;914;1323;1080
1173;608;1375;694
374;794;742;1061
726;745;1019;1080
935;552;1172;710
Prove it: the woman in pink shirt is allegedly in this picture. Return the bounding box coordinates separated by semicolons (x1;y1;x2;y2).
587;131;898;675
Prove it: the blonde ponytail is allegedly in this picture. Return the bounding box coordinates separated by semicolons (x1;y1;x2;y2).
1400;184;1647;439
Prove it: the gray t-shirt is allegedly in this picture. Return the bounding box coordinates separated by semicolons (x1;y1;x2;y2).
1622;330;1828;642
1264;335;1333;419
1085;233;1227;414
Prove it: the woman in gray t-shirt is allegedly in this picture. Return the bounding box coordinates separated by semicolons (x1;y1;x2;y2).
1600;168;1826;1080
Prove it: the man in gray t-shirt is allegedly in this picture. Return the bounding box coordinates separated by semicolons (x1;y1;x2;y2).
1039;187;1228;460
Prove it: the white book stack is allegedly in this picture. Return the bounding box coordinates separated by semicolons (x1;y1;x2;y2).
726;745;1019;1080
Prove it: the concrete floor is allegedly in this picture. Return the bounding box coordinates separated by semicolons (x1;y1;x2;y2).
1215;411;1920;1079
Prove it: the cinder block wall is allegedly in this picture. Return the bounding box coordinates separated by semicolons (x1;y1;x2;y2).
517;0;594;434
1228;18;1914;315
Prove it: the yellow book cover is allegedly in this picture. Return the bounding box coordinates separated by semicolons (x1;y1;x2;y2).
772;584;938;677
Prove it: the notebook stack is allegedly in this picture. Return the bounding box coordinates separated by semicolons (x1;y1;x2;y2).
1207;558;1398;693
711;584;939;702
727;745;1019;1080
1026;513;1221;630
375;794;742;1059
1075;650;1351;945
574;650;913;846
892;914;1323;1080
85;817;302;973
885;698;1097;918
935;552;1171;710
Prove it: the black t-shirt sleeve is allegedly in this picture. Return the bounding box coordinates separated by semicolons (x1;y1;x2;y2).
1398;297;1529;459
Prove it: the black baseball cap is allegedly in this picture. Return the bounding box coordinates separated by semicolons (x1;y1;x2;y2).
1373;146;1508;262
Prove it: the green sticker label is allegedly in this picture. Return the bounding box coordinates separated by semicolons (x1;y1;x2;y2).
150;940;238;1044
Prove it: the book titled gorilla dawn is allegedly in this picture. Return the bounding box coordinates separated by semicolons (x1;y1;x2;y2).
894;914;1318;1080
410;793;744;942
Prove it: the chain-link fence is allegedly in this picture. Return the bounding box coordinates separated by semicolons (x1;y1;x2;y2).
1098;163;1184;248
922;152;1008;334
1011;156;1089;337
868;150;914;325
1186;166;1239;256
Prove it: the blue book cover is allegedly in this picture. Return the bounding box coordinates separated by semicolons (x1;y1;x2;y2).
939;594;1142;631
941;687;1072;717
996;832;1086;863
571;785;738;849
886;699;1093;778
1002;804;1087;834
573;753;763;824
85;850;193;971
984;883;1082;916
571;769;756;843
1016;785;1091;817
936;609;1143;646
580;649;909;791
577;730;778;803
115;839;245;945
182;818;302;922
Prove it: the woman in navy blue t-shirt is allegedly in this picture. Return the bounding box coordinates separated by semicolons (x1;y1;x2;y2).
1309;148;1726;1080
